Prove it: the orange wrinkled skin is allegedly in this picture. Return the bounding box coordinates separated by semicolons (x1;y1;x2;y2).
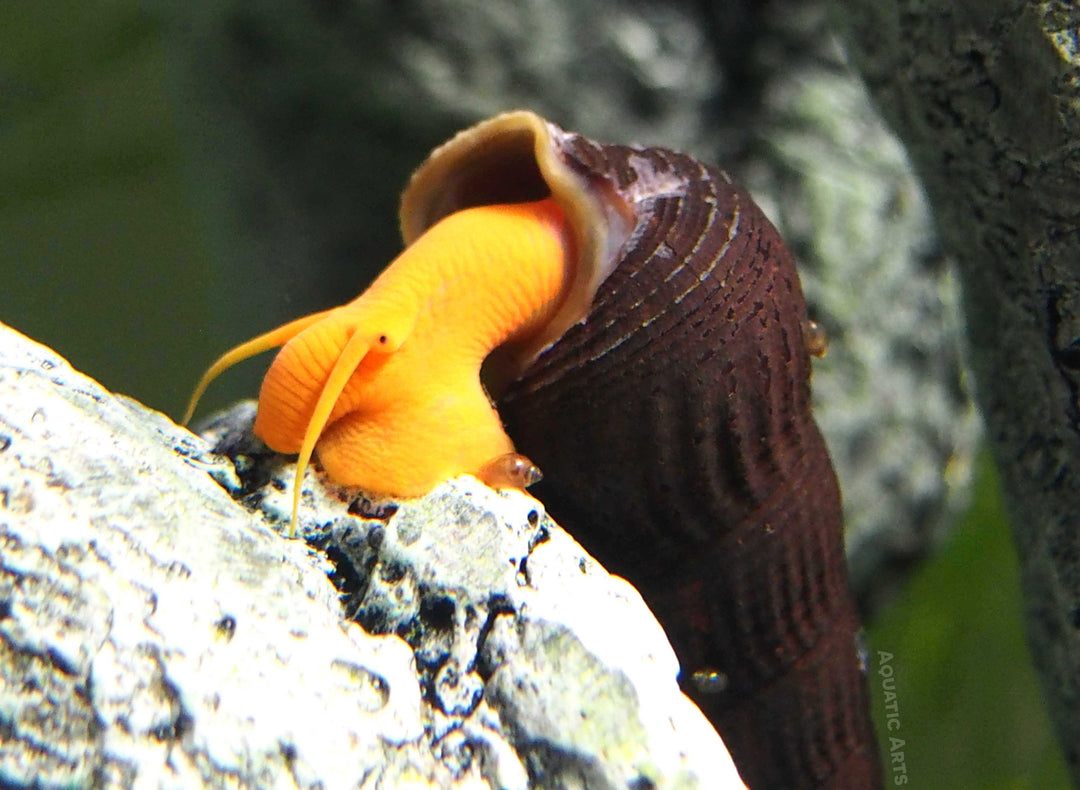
184;198;570;531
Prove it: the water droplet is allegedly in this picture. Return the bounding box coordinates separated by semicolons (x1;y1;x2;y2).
690;667;728;694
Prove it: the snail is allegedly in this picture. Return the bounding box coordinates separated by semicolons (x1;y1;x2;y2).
185;111;882;789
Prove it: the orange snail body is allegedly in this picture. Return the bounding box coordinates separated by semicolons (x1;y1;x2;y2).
183;197;563;523
186;111;882;790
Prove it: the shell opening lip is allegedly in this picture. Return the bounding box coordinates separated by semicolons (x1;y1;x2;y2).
400;110;634;392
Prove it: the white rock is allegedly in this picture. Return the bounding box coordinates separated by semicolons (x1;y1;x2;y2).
0;321;743;789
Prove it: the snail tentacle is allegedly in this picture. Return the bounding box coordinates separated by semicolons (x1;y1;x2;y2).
283;318;405;533
181;309;335;426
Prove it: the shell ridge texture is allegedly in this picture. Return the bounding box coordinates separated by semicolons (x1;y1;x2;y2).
493;114;881;789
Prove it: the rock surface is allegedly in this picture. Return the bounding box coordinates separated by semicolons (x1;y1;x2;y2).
826;0;1080;780
0;320;742;789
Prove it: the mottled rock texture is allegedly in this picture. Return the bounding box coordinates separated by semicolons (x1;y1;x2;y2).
0;321;741;789
826;0;1080;783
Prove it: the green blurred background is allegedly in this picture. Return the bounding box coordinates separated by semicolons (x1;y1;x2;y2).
0;4;1068;786
1;4;220;417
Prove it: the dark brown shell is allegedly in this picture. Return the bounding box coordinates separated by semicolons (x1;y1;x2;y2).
403;112;882;790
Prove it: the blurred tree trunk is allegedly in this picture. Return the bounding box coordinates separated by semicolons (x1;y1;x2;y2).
826;0;1080;782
